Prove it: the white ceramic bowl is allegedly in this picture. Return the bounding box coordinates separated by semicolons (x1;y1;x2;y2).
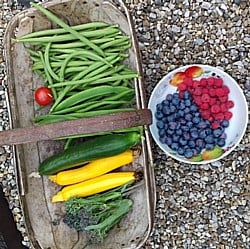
148;64;248;164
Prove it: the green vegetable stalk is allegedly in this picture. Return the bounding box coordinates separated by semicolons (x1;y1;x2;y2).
63;186;133;243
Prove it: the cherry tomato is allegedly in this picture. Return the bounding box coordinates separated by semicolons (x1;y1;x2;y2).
34;87;53;106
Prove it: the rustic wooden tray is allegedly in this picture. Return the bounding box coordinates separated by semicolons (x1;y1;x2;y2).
4;0;156;248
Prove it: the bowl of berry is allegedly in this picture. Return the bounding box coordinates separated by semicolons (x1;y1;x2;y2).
148;64;248;164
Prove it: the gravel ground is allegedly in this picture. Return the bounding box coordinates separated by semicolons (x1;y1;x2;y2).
0;0;249;248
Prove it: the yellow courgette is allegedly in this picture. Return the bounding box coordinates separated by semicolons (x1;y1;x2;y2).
49;150;134;186
52;172;135;203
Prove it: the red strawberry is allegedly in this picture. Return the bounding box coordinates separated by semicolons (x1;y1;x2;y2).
185;66;203;78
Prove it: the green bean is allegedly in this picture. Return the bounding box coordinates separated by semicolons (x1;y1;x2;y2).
53;85;132;112
17;22;110;40
49;73;139;88
44;42;60;82
50;37;116;49
30;2;105;56
100;36;130;49
15;27;121;44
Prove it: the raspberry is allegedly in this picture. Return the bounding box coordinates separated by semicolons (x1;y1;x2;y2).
211;105;221;114
200;78;208;87
215;88;226;97
208;116;214;122
211;122;220;129
226;100;234;109
209;97;216;106
202;88;209;94
214;113;224;121
201;93;210;102
193;87;202;96
220;95;228;103
183;77;193;86
224;111;233;120
200;110;211;120
193;96;202;105
192;80;200;88
200;102;209;110
209;88;216;97
178;83;187;91
222;85;230;94
220;103;228;112
178;91;184;99
207;77;215;86
214;77;223;87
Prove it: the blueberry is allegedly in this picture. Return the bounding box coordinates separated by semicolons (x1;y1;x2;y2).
197;121;208;129
162;117;168;124
190;104;198;112
194;112;201;117
205;144;214;150
171;142;179;151
184;99;192;107
188;140;196;148
160;136;171;146
205;135;214;144
172;97;180;106
179;137;188;146
184;107;191;114
213;127;224;138
217;138;226;147
155;111;164;120
166;128;175;135
186;121;194;128
162;106;171;115
192;148;199;156
156;120;165;129
162;99;170;106
165;94;173;101
196;138;205;149
205;128;212;135
181;125;189;132
177;147;185;155
183;132;191;140
179;118;186;124
192;116;201;124
170;105;177;113
185;113;193;121
178;110;185;117
176;129;183;136
156;103;163;111
169;121;178;130
184;148;194;158
173;93;179;99
179;101;186;110
183;91;191;100
172;134;180;142
158;128;166;137
167;114;175;122
199;130;207;139
221;120;229;128
190;129;199;139
165;136;173;146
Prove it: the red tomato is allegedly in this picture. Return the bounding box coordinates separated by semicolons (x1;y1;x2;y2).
34;87;53;106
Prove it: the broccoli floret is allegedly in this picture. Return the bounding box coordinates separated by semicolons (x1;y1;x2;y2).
63;186;133;243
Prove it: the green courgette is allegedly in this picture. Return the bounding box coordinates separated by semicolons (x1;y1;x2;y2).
39;132;141;175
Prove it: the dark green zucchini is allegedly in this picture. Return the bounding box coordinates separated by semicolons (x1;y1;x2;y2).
39;132;141;175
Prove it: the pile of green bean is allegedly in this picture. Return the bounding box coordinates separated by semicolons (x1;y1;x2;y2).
15;3;139;130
